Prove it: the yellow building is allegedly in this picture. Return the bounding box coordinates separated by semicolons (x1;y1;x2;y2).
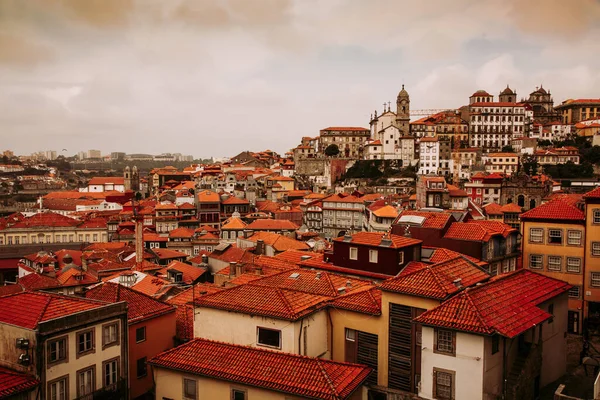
521;198;585;334
150;338;371;400
555;98;600;124
0;291;128;399
583;188;600;327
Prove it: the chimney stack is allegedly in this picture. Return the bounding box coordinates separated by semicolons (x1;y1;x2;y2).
201;254;208;264
256;239;264;255
315;271;321;280
346;280;352;288
229;262;236;278
236;263;244;277
255;266;263;276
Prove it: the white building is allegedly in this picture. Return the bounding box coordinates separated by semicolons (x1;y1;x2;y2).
418;137;440;175
416;270;569;400
81;177;126;193
483;153;520;176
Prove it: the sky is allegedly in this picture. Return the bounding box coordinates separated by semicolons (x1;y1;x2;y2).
1;0;600;159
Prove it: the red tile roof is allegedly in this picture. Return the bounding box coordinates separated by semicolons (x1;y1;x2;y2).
380;257;490;300
482;202;503;216
245;232;310;252
0;284;24;297
583;186;600;200
333;232;421;249
222;196;250;205
7;212;80;229
153;248;188;260
148;338;371;400
194;284;329;321
444;220;515;242
17;273;61;290
209;245;255;264
160;260;206;285
415;270;571;337
0;291;109;329
88;177;125;185
520;199;585;221
321;126;369;132
168;227;195;238
246;219;299;231
500;203;523;213
221;216;247;230
85;282;174;324
330;286;381;315
0;367;39;398
395;210;452;229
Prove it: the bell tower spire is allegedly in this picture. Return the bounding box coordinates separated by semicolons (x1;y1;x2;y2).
396;84;410;134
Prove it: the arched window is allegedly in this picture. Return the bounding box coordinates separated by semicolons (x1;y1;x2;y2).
529;199;536;209
518;195;525;207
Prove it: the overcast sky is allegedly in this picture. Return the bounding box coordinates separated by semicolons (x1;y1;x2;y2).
1;0;599;158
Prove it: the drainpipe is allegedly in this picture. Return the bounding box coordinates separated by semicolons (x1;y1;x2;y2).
502;336;507;400
327;309;334;359
298;318;304;355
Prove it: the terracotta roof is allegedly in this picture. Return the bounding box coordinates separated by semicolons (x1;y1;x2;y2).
88;177;125;185
334;232;421;249
330;286;381;315
444;220;515;242
195;284;329;321
105;271;173;298
153;248;188;260
520;199;585;221
323;194;364;204
372;205;399;219
245;232;310;252
380;256;490;300
168;227;195;238
55;268;98;287
0;284;24;297
470;102;524;107
221;216;248;230
85;282;174;324
500;203;523;213
321;126;369;132
7;212;79;229
148;338;371;400
0;367;39;398
423;247;486;266
0;291;109;329
482;202;503;216
396;210;452;229
159;260;207;285
471;90;491;97
167;283;224;307
209;245;255;264
17;273;61;290
222;196;250;205
250;269;372;297
583;187;600;200
415;270;571;338
246;219;299;231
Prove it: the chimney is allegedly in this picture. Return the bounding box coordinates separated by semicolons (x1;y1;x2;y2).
453;278;462;289
346;280;352;288
201;254;209;264
229;262;236;278
256;239;264;255
315;271;321;280
255;266;263;276
236;263;244;277
337;287;346;295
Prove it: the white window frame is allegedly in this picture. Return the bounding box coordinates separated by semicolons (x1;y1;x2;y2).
369;249;378;263
529;228;543;243
567;258;582;273
349;247;358;260
592;273;600;288
548;256;562;271
548;229;563;245
529;254;543;269
592;242;600;256
567;230;582;246
594;209;600;224
569;286;581;299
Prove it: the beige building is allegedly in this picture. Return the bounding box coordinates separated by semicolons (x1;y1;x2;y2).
319;127;370;158
555;98;600;124
483;152;520;176
0;291;128;399
150;338;371;400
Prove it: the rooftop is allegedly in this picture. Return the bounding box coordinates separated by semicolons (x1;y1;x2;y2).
520;199;585;221
333;232;421;249
148;338;371;400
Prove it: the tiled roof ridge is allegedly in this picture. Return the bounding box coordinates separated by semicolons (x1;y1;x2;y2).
274;287;296;318
463;289;493;334
316;358;340;398
34;295;53;328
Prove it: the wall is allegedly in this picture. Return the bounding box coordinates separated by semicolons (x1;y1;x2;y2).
45;317;124;398
128;312;176;399
154;368;367;400
193;308;329;357
331;241;419;276
419;328;484;400
482;335;505;399
585;201;600;313
539;293;569;387
0;324;36;373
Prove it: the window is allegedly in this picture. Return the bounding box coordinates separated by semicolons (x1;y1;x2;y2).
231;389;247;400
434;329;455;356
592;242;600;256
529;254;543;269
569;286;581;299
567;258;582;273
398;251;404;265
48;337;67;364
183;378;197;400
349;247;358;260
136;326;146;343
491;335;499;355
433;369;454;400
529;228;543;243
77;367;95;397
345;328;379;385
548;256;562;271
592;273;600;288
568;230;582;246
548;229;563;244
369;249;378;263
103;358;119;387
77;329;94;355
594;209;600;224
137;357;147;378
103;322;119;348
257;327;281;349
48;376;68;400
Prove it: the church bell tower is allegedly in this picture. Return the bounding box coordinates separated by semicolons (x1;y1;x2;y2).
396;84;410;134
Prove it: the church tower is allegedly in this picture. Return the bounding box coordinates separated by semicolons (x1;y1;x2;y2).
124;166;131;191
396;85;410;134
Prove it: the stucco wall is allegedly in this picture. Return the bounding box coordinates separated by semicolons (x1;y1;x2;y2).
419;328;484;400
193;308;328;357
0;324;36;373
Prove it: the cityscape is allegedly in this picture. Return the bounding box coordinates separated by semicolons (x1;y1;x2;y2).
1;2;600;400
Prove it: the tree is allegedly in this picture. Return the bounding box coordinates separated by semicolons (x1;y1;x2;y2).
324;144;340;157
501;145;514;152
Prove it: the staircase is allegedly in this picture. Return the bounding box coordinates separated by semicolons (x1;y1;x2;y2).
506;352;528;389
505;344;542;400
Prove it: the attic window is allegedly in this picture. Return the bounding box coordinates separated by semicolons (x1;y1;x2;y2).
288;272;300;279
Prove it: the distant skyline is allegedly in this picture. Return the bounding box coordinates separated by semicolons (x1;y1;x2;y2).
1;0;600;158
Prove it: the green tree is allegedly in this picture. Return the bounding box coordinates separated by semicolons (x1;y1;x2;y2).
501;145;514;152
324;144;340;156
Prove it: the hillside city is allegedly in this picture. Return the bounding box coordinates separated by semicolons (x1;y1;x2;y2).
1;85;600;400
